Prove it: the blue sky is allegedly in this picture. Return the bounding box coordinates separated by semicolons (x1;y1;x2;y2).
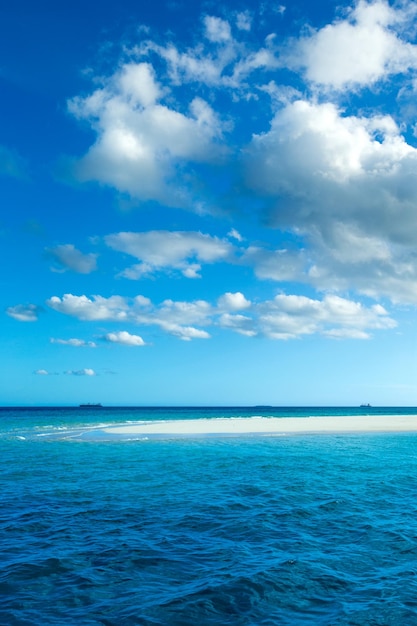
2;0;417;406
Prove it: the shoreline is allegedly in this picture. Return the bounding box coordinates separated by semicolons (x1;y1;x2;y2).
102;415;417;437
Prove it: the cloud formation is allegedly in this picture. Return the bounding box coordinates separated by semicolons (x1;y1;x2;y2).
47;294;129;321
105;230;234;278
65;368;96;376
103;331;146;346
50;338;97;347
61;1;417;308
6;304;43;322
290;0;417;90
68;62;224;206
46;290;395;341
245;98;417;302
45;244;98;274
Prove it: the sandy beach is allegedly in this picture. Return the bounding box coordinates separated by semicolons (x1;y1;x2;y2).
103;415;417;437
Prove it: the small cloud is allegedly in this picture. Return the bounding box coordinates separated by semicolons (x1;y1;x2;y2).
34;369;50;376
204;16;232;43
105;230;233;279
45;244;98;274
6;304;43;322
51;338;97;347
217;292;251;311
236;11;252;31
65;368;96;376
159;323;211;341
47;293;129;321
227;228;243;242
103;331;146;346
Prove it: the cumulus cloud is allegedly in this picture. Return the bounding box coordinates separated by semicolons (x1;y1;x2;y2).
217;292;251;310
46;290;395;341
65;368;96;376
289;0;417;90
204;16;232;43
45;244;98;274
6;304;43;322
50;338;97;347
46;293;211;341
103;331;146;346
255;294;396;340
68;61;225;206
157;323;211;341
245;98;417;302
47;294;129;321
242;246;306;282
105;230;234;278
218;313;257;336
61;2;417;307
216;293;395;340
34;369;51;375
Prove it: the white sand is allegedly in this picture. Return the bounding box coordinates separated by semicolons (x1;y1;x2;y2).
103;415;417;437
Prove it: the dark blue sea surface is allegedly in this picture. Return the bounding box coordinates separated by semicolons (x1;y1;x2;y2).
1;407;417;624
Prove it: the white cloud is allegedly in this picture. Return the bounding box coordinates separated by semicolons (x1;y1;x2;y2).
236;11;252;32
56;2;417;311
204;16;232;43
156;298;212;323
46;244;98;274
118;62;162;107
34;369;51;375
242;246;305;282
157;323;211;341
256;294;395;340
46;290;395;342
50;338;97;347
103;331;146;346
65;368;96;376
247;100;414;192
245;98;417;303
46;293;212;341
217;292;251;311
68;62;224;206
47;294;129;321
218;313;257;336
105;230;234;278
290;0;417;90
6;304;43;322
227;228;243;241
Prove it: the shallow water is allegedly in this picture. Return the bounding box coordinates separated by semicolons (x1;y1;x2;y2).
2;408;417;624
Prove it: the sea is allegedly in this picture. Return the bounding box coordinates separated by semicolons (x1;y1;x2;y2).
2;406;417;625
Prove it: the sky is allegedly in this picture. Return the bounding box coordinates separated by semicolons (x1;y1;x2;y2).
2;0;417;406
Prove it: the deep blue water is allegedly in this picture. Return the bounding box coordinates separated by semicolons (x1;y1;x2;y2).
2;407;417;625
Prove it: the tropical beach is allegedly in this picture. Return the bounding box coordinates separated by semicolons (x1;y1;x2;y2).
2;405;417;624
4;0;417;623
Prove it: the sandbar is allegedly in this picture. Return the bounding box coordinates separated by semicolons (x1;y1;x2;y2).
102;415;417;438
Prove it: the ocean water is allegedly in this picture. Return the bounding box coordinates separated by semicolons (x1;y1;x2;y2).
2;407;417;625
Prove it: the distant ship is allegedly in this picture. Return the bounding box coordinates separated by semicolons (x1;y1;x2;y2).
360;404;372;407
79;403;103;408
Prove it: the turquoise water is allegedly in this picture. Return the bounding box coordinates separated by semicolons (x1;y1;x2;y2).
2;407;417;624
